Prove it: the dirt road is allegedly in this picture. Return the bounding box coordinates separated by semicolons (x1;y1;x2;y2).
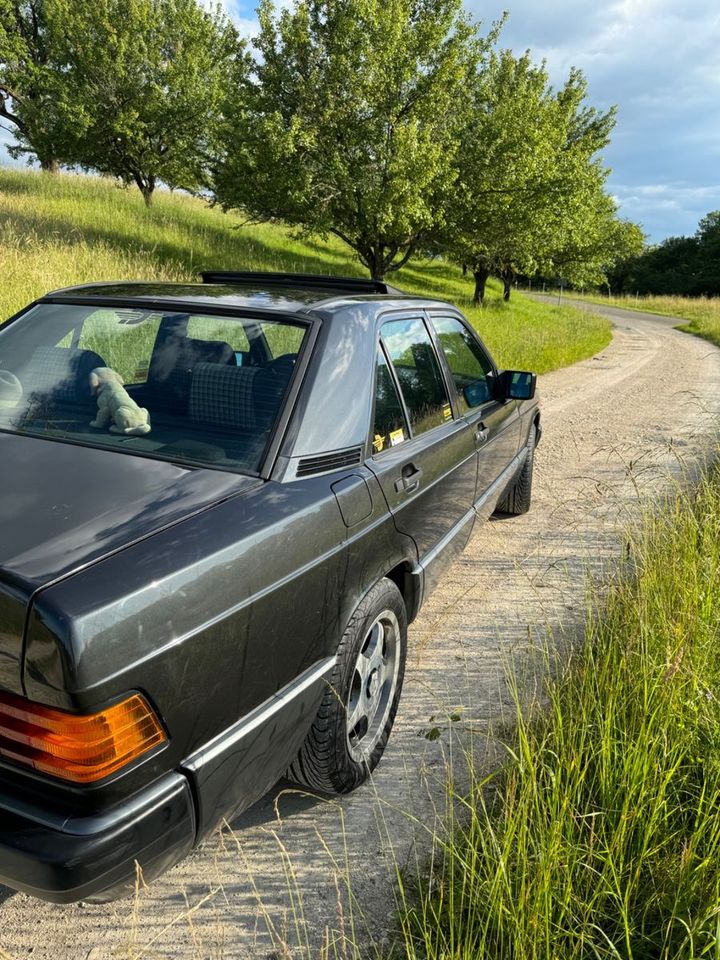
2;302;720;959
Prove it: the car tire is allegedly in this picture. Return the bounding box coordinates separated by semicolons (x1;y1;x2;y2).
287;578;407;795
495;422;536;516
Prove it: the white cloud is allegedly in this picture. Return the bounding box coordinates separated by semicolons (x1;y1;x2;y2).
469;0;720;239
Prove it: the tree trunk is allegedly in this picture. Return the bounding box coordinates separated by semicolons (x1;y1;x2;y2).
134;174;156;207
362;246;385;281
472;268;489;305
499;267;514;301
39;157;59;174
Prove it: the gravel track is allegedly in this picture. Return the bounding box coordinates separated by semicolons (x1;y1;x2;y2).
2;301;720;960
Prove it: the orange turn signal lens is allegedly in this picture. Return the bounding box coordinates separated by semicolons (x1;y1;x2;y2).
0;692;166;783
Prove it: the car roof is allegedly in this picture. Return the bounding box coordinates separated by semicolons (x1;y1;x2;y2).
41;279;443;315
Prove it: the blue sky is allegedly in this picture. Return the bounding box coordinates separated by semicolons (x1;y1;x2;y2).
2;0;718;242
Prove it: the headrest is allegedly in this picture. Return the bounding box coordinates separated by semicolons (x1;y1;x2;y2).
189;362;259;431
186;338;235;367
23;346;107;403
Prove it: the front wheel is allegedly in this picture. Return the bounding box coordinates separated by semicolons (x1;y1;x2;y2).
288;578;407;795
495;423;536;516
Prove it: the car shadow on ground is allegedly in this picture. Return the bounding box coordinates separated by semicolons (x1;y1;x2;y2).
0;885;14;905
227;778;325;831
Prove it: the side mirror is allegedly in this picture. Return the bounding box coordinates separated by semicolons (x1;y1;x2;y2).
498;370;536;401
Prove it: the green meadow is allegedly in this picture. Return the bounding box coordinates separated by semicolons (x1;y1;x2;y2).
0;169;611;374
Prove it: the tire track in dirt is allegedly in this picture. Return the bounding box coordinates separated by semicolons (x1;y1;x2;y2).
2;302;719;959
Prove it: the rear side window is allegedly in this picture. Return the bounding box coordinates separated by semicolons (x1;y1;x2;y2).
431;316;494;412
78;310;163;384
372;347;408;452
380;317;452;436
187;315;250;355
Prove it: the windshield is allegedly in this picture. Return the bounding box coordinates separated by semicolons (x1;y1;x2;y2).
0;302;308;474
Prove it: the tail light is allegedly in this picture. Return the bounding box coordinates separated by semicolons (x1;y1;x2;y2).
0;692;166;783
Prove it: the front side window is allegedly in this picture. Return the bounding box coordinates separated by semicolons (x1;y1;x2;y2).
0;303;308;474
431;316;494;412
380;317;452;437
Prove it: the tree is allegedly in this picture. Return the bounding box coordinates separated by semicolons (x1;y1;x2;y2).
213;0;499;279
544;187;645;291
601;219;647;293
445;52;620;303
695;211;720;293
613;211;720;296
45;0;244;204
444;51;558;303
0;0;63;171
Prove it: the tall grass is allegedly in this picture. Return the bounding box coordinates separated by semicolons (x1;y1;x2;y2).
395;465;720;960
574;291;720;350
0;169;611;373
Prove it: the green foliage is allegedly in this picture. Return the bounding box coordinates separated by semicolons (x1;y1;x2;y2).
3;0;631;288
394;466;720;960
446;51;567;300
212;0;499;279
0;168;611;375
1;0;246;202
446;52;639;302
0;0;63;170
609;210;720;296
50;0;245;204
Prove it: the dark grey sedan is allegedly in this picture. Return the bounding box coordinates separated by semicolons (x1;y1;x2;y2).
0;272;540;902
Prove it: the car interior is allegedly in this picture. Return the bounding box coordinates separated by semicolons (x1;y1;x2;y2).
0;308;305;473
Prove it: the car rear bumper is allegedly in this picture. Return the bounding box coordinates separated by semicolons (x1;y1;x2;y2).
0;771;195;903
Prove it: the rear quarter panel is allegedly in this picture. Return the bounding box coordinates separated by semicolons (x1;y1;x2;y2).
22;471;415;815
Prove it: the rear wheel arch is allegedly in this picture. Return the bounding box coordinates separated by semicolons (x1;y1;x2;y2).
532;409;541;438
384;559;421;624
287;575;408;794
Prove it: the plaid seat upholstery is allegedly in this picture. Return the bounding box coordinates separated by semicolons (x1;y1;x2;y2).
22;346;106;404
189;363;260;431
146;336;236;412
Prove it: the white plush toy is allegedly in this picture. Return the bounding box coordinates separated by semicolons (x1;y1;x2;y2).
89;367;151;436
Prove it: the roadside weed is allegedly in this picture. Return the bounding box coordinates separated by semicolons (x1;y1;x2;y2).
394;467;720;960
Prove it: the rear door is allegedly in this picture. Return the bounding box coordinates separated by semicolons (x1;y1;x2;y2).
366;314;477;590
427;312;521;513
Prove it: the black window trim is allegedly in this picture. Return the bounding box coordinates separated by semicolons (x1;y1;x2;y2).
369;309;460;460
424;308;502;415
420;309;464;421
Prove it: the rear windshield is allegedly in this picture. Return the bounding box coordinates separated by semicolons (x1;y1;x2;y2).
0;303;308;473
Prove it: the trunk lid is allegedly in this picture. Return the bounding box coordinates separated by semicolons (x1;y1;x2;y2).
0;432;257;694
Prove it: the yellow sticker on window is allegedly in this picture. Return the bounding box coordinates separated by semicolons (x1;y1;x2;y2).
389;428;405;447
442;402;452;422
373;433;384;453
133;360;150;383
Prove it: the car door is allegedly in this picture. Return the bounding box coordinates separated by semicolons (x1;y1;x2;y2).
427;312;521;515
366;314;477;596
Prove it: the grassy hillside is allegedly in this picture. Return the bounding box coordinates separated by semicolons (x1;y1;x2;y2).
575;291;720;349
0;169;611;373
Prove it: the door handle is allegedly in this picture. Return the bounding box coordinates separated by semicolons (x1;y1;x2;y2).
394;463;423;494
475;423;490;445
